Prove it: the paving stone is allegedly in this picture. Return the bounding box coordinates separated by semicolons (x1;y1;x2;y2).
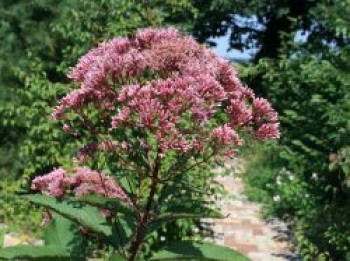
203;160;298;261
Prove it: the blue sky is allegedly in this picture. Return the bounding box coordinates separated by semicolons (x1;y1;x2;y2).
210;27;308;60
210;33;254;60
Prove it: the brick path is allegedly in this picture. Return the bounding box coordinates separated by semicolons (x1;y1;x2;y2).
202;159;300;261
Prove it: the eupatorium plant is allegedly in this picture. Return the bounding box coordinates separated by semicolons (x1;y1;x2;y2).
0;28;278;261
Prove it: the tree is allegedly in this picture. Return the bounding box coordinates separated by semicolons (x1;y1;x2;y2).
191;0;349;61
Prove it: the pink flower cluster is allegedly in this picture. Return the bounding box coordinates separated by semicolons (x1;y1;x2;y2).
53;27;279;156
72;167;127;200
212;125;243;147
31;168;72;197
32;167;127;200
32;167;129;219
112;75;229;152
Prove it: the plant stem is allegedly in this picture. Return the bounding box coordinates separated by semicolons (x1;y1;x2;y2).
129;153;161;261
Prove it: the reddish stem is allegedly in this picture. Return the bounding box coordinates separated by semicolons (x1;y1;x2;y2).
129;153;161;261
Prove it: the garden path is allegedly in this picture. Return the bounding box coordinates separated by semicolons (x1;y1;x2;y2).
202;158;300;261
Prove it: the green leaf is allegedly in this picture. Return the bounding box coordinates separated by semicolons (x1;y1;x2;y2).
119;176;137;195
151;211;223;225
0;246;79;261
44;213;85;255
73;195;137;218
109;252;128;261
149;201;223;233
112;215;136;248
24;195;112;238
149;241;250;261
161;200;223;219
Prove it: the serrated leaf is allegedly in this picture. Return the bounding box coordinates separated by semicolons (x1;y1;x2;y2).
149;240;250;261
118;176;134;195
111;215;137;248
0;246;79;261
73;195;137;218
44;213;85;255
149;201;222;233
162;200;222;219
24;195;112;238
151;211;223;225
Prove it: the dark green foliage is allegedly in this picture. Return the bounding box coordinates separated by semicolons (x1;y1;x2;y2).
241;50;350;198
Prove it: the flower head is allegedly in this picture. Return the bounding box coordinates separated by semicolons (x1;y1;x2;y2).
49;28;279;194
55;28;279;154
